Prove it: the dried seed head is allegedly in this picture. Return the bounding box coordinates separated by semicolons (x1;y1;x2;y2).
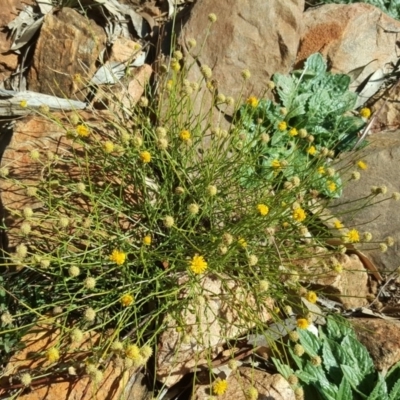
187;203;199;215
20;373;32;387
16;243;28;259
84;307;96;322
208;13;217;22
84;277;96;290
68;265;80;277
163;216;174;228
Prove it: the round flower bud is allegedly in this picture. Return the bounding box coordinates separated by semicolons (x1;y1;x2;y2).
0;167;9;177
363;232;372;242
188;38;197;48
380;243;388;253
40;259;50;269
68;265;80;277
84;307;96;322
70;328;84;343
228;359;239;371
173;50;183;60
326;168;335;177
241;69;251;80
267;80;275;90
287;375;298;385
392;192;400;201
298;129;307;138
1;311;13;325
216;93;226;103
103;141;114;153
175;186;184;195
163;216;174;228
245;387;258;400
289;331;299;342
76;182;86;192
311;355;322;366
207;185;217;196
386;236;395;247
20;222;31;235
293;344;305;357
258;280;269;292
351;171;361;180
157;138;169;150
20;373;32;387
261;133;270;143
222;233;233;245
140;345;153;361
132;135;143;147
111;341;124;352
156;127;167;138
139;97;149;107
219;245;228;255
200;65;212;79
70;114;80;125
30;149;40;160
59;216;69;228
208;13;217;22
26;187;37;197
188;203;200;215
16;243;28;259
84;277;96;290
294;387;304;400
248;254;258;266
225;96;235;106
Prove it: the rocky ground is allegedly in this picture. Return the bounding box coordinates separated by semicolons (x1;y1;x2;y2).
1;0;400;399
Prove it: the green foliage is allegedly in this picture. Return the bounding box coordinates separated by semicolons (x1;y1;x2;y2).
237;53;365;197
273;315;400;400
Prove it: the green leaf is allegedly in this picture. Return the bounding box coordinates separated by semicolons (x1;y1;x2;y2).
326;315;354;340
305;53;327;75
341;364;367;392
337;376;353;400
298;328;320;357
304;362;338;400
367;373;388;400
386;360;400;393
273;74;297;108
322;338;342;386
389;378;400;400
296;369;319;385
272;356;294;379
342;336;375;377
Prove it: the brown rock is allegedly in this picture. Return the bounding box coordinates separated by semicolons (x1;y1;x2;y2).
194;367;295;400
0;0;35;82
28;8;106;99
333;131;400;274
156;274;274;387
110;37;142;64
179;0;304;105
351;317;400;371
298;4;400;90
1;323;146;400
0;111;108;250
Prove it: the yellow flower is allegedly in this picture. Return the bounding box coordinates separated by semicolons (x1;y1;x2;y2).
166;79;173;90
46;347;60;363
333;220;344;229
76;124;90;137
318;166;325;174
293;208;306;222
140;151;151;163
257;203;269;216
238;238;247;248
110;249;126;265
345;228;360;243
327;181;336;192
143;235;151;246
20;100;27;108
120;293;134;307
305;291;318;304
126;344;141;360
103;141;114;153
297;318;309;330
359;107;371;119
357;160;367;170
213;379;228;395
246;96;259;108
307;146;317;155
271;159;281;169
277;121;287;131
179;130;191;141
289;128;298;136
189;254;208;274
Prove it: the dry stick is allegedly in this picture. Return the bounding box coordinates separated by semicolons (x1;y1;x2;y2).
353;78;400;150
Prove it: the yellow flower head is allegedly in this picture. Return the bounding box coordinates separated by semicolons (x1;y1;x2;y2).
140;151;151;163
344;228;360;243
189;254;208;274
179;130;191;141
359;107;371;119
20;100;28;108
103;141;114;153
289;127;298;136
120;293;134;307
76;124;90;137
357;160;367;170
257;203;269;216
246;96;259;108
126;344;141;360
305;291;318;304
277;121;287;131
307;146;317;156
213;379;228;395
293;208;306;222
110;249;126;265
327;181;337;192
297;318;309;330
318;166;325;175
143;235;151;246
333;220;344;229
46;347;60;363
238;238;247;248
271;159;281;169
